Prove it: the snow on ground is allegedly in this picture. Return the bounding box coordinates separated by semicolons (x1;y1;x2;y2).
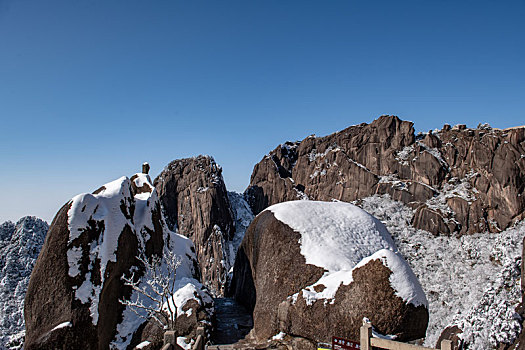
360;195;523;348
177;336;193;349
272;331;286;340
267;200;427;307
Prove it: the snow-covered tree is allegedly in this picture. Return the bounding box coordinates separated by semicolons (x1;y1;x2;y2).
120;250;181;331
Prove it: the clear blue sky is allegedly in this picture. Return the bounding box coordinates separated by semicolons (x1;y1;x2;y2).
1;0;523;223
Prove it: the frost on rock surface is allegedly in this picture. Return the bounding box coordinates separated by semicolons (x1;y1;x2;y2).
267;200;428;308
0;217;48;350
359;195;524;349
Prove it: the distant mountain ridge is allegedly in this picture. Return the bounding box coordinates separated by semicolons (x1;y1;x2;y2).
0;216;48;349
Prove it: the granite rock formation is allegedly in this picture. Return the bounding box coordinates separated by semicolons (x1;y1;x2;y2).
154;156;235;296
24;172;212;350
245;115;525;235
232;201;429;343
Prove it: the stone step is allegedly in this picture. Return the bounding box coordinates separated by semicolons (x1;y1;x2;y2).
206;345;237;350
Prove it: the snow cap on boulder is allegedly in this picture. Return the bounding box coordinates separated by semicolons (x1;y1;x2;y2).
232;200;429;343
268;200;427;308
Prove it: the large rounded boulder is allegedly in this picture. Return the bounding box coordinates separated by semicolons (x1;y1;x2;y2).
231;200;428;343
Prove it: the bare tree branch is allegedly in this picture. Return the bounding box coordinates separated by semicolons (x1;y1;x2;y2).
119;249;182;331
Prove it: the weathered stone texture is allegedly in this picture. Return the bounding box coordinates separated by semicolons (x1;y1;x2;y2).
155;155;235;295
246;115;525;235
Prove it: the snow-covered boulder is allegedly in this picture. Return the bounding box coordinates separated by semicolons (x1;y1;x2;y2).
24;173;212;350
231;200;429;343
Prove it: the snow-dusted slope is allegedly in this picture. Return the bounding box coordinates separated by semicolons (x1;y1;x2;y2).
267;200;428;308
360;195;523;348
115;230;213;349
0;217;48;349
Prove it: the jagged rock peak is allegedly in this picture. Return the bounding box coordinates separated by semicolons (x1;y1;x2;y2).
154;155;235;296
245;115;525;235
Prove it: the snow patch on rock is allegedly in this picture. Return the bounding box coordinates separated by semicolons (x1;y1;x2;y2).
66;174;164;327
135;340;151;349
51;322;72;332
272;331;286;340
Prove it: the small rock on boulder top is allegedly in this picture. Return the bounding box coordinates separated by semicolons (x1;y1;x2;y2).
231;200;429;344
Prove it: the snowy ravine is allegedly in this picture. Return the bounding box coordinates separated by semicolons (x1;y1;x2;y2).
359;195;523;348
0;217;48;350
225;192;254;282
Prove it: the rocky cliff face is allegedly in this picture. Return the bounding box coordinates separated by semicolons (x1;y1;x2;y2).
232;201;429;344
0;217;48;349
154;156;235;296
246;115;525;235
24;172;212;350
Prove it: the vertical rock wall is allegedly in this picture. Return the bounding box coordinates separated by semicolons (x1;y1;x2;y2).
155;156;235;295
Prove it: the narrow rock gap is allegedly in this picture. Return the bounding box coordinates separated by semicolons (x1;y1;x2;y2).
210;297;253;345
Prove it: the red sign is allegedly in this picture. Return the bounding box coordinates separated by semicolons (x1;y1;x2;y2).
332;337;360;350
